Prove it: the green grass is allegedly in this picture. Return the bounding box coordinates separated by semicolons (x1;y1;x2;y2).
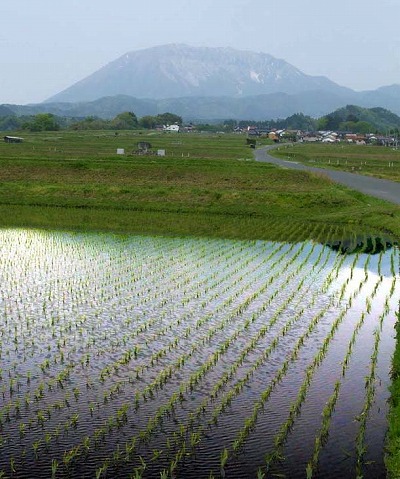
1;130;399;241
271;143;400;182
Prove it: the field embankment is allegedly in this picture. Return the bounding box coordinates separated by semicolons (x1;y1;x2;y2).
0;131;399;241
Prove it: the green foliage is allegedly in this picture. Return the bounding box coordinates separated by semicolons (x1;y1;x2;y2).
319;105;400;133
237;113;317;131
139;115;157;129
155;112;182;125
71;112;139;131
70;116;110;130
0;115;23;131
110;111;138;129
23;113;60;132
138;112;182;129
339;120;373;134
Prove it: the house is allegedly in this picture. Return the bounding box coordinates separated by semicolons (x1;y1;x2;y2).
182;124;194;133
4;136;23;143
247;129;260;137
268;132;279;142
164;124;180;132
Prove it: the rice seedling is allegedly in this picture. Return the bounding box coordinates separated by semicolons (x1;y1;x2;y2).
0;228;397;478
51;458;58;478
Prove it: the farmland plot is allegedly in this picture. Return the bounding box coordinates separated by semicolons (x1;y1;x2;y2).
0;228;398;478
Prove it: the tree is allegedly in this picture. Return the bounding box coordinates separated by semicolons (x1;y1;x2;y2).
24;113;60;132
110;111;138;129
223;119;238;131
69;116;111;130
139;116;157;129
0;116;22;131
155;112;182;126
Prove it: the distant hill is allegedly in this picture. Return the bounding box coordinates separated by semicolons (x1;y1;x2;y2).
45;44;353;103
4;92;400;123
1;92;348;121
5;96;158;119
319;105;400;132
0;105;14;117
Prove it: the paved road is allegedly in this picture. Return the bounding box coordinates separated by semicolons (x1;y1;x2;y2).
254;145;400;206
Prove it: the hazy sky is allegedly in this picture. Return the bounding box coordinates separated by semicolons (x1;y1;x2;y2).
1;0;399;104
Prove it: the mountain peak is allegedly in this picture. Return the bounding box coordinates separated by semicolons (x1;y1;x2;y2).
46;44;352;104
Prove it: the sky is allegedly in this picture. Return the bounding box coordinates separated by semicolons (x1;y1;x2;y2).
1;0;399;104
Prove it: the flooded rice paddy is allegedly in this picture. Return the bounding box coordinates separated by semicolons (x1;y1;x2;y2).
0;228;398;478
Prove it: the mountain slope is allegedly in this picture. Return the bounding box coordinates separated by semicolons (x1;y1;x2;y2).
46;44;353;103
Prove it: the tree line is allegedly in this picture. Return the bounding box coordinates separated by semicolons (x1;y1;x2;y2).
0;112;183;132
1;105;400;135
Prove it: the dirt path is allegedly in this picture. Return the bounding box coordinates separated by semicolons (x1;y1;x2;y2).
254;146;400;205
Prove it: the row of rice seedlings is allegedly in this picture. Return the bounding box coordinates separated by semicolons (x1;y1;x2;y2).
94;237;290;386
0;232;306;472
152;243;338;477
103;241;311;414
112;229;347;475
0;236;250;420
0;227;360;478
1;238;270;460
224;248;366;473
0;234;231;440
260;251;377;472
2;234;290;460
304;269;384;477
87;228;305;403
306;381;341;479
72;232;324;476
354;279;398;478
167;229;364;477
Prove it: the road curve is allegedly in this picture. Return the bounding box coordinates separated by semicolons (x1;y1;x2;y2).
254;145;400;206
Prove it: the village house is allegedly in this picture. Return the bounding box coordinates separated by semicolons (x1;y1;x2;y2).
164;124;180;132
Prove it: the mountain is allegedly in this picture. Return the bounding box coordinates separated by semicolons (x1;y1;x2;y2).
356;84;400;114
45;44;353;103
3;45;400;121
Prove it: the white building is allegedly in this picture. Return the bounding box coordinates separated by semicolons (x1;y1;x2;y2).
164;124;180;132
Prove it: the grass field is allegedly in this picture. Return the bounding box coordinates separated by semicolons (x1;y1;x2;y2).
270;142;400;182
0;131;399;241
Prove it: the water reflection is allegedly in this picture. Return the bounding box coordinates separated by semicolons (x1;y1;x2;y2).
325;236;395;255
